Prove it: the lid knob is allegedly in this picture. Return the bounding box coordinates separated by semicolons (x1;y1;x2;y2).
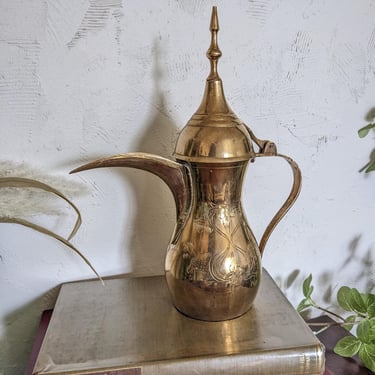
174;6;255;163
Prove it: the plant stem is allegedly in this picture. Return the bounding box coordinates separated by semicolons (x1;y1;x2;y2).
308;320;358;335
313;326;331;335
308;322;343;327
311;303;346;322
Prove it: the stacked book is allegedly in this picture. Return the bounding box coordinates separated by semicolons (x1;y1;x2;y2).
28;269;325;374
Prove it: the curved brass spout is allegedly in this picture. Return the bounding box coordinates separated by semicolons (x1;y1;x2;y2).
70;152;192;224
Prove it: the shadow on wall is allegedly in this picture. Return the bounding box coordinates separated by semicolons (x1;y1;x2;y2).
115;40;179;276
340;235;374;293
275;107;375;314
0;39;180;373
359;107;375;174
275;235;374;320
314;235;374;307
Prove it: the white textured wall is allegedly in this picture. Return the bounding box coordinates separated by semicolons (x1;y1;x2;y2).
1;1;374;373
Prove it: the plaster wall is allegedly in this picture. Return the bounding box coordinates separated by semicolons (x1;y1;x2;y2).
0;1;374;373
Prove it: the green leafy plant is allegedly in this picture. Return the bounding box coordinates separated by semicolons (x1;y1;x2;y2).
0;177;102;283
297;275;375;372
358;121;375;173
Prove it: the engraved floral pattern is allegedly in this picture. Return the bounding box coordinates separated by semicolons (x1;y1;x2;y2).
183;203;259;287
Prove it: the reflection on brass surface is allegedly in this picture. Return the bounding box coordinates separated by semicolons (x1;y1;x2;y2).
71;6;302;321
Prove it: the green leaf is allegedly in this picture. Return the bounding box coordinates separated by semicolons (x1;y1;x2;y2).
297;298;312;313
337;286;354;311
303;274;313;298
357;320;372;343
367;303;375;319
350;288;367;314
362;293;375;317
337;287;367;314
369;320;375;341
365;161;375;173
359;343;375;372
358;123;375;138
334;336;362;357
362;293;375;307
342;315;357;331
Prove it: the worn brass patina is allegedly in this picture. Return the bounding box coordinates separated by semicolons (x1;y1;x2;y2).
71;7;302;321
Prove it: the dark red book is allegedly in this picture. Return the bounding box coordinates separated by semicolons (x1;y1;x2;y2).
310;315;373;375
25;310;53;375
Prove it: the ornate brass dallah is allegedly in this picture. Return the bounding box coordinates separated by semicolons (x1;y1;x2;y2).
71;7;302;321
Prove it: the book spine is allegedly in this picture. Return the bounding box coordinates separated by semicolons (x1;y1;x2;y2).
26;310;53;375
38;345;325;375
140;344;326;375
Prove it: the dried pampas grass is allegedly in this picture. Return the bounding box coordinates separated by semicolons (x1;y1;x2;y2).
0;160;89;217
0;161;102;283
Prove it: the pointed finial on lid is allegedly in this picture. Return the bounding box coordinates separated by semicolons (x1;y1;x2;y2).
174;6;255;163
206;6;222;80
210;5;219;31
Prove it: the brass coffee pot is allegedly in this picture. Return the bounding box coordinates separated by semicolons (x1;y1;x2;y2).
72;7;301;321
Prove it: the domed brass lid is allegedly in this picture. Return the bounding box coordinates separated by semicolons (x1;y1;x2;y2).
174;6;255;163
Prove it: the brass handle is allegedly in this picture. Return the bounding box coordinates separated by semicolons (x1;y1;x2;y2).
246;126;302;256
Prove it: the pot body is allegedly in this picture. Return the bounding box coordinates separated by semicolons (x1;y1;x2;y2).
165;161;261;321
